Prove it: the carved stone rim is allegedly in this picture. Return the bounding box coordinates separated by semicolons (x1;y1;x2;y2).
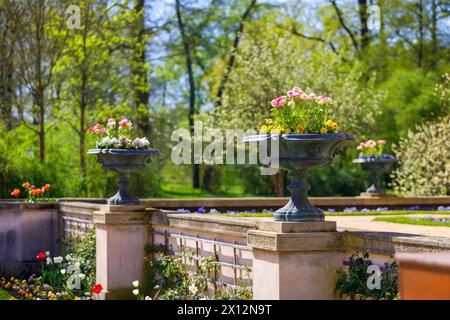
242;133;354;143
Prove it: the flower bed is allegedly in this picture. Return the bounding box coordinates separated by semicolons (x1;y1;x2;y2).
374;216;450;227
0;230;100;300
173;206;450;216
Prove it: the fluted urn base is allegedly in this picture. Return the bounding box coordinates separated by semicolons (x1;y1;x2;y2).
274;169;324;222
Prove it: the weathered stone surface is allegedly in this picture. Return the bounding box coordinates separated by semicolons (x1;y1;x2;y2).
151;212;257;236
248;230;342;252
0;202;59;276
343;231;450;255
258;220;336;233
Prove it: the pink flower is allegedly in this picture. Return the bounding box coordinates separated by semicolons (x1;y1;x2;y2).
377;139;386;145
319;96;331;103
271;99;279;107
287;90;301;98
271;96;287;108
108;118;115;123
308;93;317;100
292;86;303;92
118;118;132;129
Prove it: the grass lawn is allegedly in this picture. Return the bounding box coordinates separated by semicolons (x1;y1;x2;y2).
216;210;450;218
374;217;450;227
0;288;14;300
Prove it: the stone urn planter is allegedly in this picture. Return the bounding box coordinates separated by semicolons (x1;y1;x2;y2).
352;154;397;196
243;133;354;221
88;148;160;205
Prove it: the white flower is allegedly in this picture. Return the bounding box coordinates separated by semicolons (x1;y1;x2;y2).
209;209;219;214
65;254;72;261
53;256;63;264
144;296;152;300
132;280;139;288
79;273;86;280
132;289;139;296
188;283;198;295
74;261;81;268
60;269;66;275
46;257;52;265
45;251;50;256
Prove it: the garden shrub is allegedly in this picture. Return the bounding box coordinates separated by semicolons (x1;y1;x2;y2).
391;116;449;196
145;245;252;300
335;251;398;300
60;229;97;287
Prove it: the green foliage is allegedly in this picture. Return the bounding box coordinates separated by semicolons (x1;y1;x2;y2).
60;229;97;287
392;115;449;196
335;251;399;300
145;245;252;300
378;69;444;142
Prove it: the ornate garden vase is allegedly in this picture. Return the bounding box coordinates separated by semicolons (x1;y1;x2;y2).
243;133;354;221
88;148;160;205
352;154;397;196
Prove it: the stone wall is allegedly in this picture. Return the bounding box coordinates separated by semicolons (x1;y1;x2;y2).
2;200;450;299
0;202;59;276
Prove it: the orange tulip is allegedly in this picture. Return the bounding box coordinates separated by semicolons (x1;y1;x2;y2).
11;189;21;198
31;189;42;196
22;182;31;189
42;184;51;192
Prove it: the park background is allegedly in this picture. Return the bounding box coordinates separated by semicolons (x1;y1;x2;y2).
0;0;448;200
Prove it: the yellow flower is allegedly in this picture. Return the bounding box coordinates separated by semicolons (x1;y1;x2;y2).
265;118;273;125
271;126;284;134
260;125;270;132
288;100;295;107
320;127;328;134
324;119;338;131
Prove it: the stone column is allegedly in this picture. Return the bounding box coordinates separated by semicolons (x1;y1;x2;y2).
248;221;343;300
93;205;153;300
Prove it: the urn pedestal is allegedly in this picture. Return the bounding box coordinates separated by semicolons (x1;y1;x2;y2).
244;134;354;221
88;149;160;205
353;154;397;197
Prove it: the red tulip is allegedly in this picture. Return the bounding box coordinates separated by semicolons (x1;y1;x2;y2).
36;252;46;260
91;283;103;294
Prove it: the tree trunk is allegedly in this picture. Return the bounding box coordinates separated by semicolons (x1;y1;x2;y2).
133;0;151;136
176;0;200;189
270;171;285;197
430;0;438;69
215;0;257;108
417;0;424;68
37;92;46;164
358;0;369;50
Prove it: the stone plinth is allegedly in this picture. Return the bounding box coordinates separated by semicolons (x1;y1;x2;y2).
94;205;155;300
249;220;343;300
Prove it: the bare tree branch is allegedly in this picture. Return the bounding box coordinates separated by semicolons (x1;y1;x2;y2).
329;0;359;51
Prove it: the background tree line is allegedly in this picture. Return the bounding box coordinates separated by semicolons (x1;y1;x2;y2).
0;0;448;199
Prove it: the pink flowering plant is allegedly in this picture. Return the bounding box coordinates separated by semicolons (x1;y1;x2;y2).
88;118;150;150
260;86;338;134
356;139;387;156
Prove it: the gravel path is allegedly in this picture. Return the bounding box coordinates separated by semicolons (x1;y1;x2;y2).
326;214;450;238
